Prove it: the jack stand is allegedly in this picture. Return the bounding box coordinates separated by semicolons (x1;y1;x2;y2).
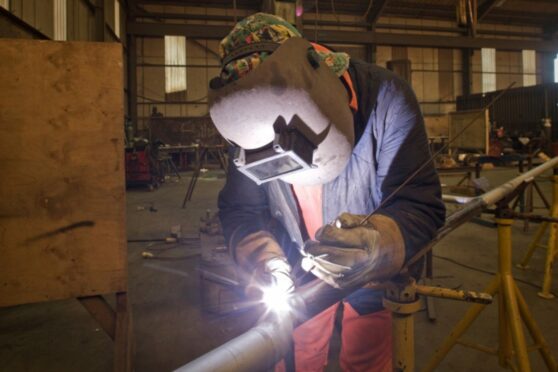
517;173;558;299
384;278;422;372
383;277;493;372
423;210;557;372
515;154;551;232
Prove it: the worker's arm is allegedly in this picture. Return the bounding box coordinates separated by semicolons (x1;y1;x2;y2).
218;155;294;294
218;155;272;253
372;75;445;262
303;75;445;287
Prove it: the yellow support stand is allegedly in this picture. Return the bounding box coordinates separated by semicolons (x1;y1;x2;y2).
423;218;557;372
382;278;493;372
384;280;422;372
517;174;558;299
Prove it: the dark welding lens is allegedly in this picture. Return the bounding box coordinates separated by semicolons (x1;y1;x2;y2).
232;115;321;184
244;155;303;181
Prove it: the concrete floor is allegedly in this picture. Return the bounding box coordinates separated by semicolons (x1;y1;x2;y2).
1;167;557;371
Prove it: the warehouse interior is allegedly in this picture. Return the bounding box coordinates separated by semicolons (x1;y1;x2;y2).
1;0;558;371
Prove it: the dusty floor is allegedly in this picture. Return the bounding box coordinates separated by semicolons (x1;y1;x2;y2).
1;167;557;371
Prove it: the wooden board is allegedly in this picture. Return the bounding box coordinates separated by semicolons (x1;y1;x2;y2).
449;109;489;154
0;39;126;307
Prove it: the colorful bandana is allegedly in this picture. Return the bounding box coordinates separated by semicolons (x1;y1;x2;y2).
219;13;350;82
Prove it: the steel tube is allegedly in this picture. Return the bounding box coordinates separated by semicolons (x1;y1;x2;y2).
175;316;294;372
178;157;558;372
407;157;558;269
480;157;558;206
176;280;349;371
442;194;475;204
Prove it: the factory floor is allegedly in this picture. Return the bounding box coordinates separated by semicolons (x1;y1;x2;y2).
1;167;558;372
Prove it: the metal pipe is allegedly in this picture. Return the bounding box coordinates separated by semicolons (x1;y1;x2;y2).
481;157;558;206
176;280;348;371
442;194;475;204
406;156;558;269
177;157;558;372
176;314;294;372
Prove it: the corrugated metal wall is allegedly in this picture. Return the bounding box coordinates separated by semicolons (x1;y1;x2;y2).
456;83;558;139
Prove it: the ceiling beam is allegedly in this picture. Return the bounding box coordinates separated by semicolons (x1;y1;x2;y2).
129;11;542;38
478;0;505;22
127;21;558;52
135;0;258;9
306;27;558;51
365;0;389;26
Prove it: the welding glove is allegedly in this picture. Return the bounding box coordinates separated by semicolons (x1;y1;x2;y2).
301;213;405;289
235;231;295;298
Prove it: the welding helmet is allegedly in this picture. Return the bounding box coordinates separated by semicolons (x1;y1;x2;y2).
209;36;354;185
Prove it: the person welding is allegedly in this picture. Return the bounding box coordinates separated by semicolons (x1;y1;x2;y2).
209;13;445;371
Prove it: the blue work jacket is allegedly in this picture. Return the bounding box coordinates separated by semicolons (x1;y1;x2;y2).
218;59;446;314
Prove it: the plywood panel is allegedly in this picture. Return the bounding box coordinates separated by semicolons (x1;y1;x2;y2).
0;39;126;307
449;109;489;154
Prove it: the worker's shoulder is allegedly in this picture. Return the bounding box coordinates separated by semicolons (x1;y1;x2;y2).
349;58;416;113
350;58;412;92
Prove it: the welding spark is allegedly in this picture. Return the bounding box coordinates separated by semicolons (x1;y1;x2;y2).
262;284;293;313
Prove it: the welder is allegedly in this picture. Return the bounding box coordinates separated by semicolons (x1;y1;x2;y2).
210;13;445;371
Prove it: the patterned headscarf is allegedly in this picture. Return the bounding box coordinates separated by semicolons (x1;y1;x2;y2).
219;13;350;83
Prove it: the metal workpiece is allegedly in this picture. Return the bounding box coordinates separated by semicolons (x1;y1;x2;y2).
480;156;558;206
177;281;349;372
407;156;558;270
175;311;296;372
441;194;475;204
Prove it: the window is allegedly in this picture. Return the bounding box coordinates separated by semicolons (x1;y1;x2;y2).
522;50;536;87
53;0;67;41
114;0;120;38
481;48;496;93
0;0;9;10
555;54;558;83
164;35;187;94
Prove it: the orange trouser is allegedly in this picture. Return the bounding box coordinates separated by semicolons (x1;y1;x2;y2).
277;302;392;372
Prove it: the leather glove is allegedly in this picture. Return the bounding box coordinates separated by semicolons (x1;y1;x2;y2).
301;213;405;289
234;231;295;298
